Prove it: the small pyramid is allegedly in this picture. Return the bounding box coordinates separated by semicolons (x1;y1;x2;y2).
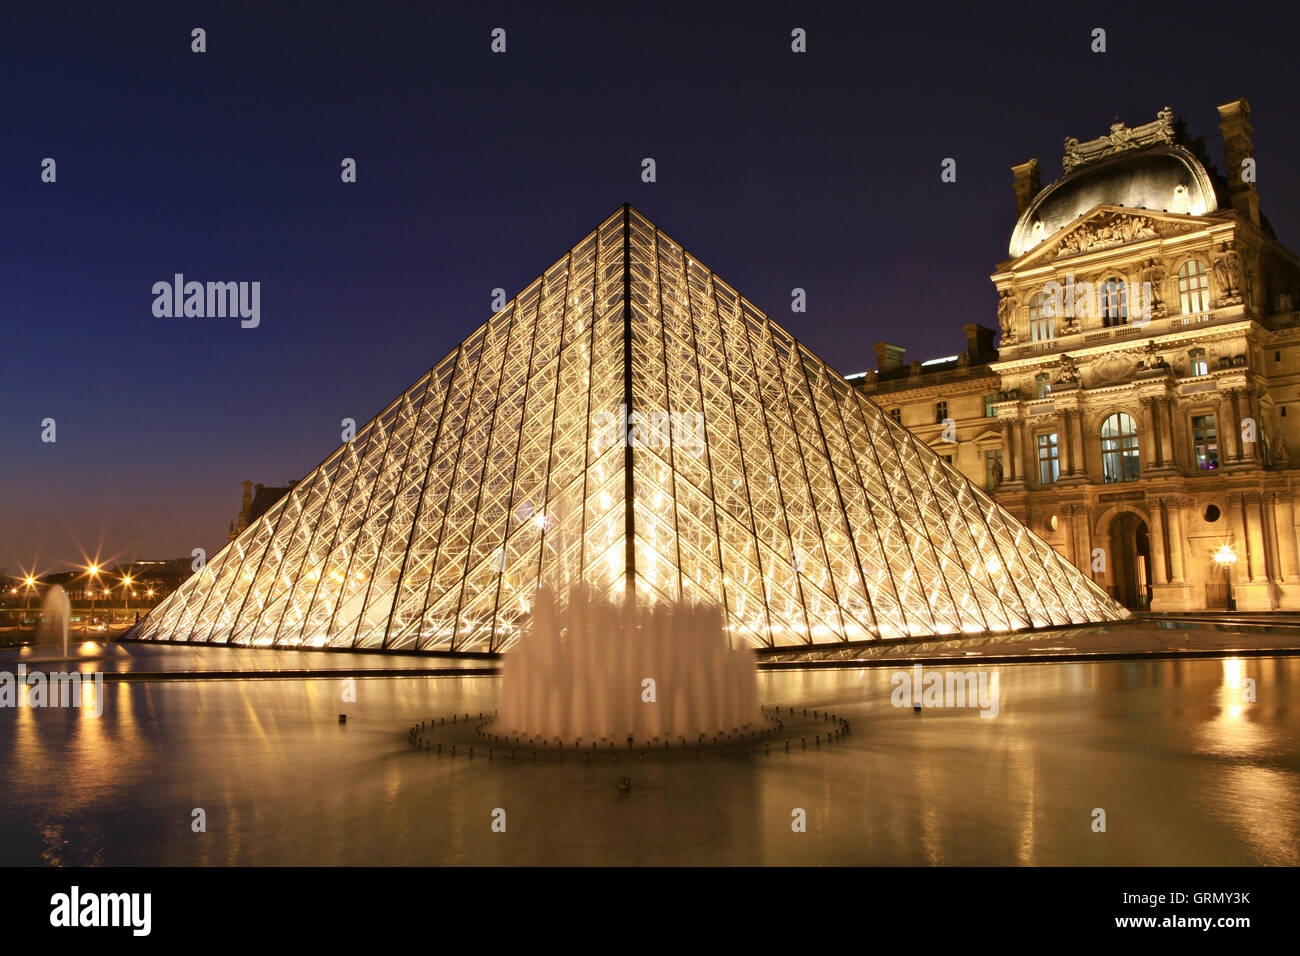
133;205;1127;651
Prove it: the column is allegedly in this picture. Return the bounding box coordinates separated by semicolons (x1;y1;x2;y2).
1219;389;1240;461
1070;410;1086;477
1158;398;1176;469
1057;413;1073;476
1263;493;1284;583
1241;391;1260;463
1231;389;1249;461
1148;500;1170;584
1060;504;1076;563
1140;398;1160;469
1228;493;1250;586
1073;509;1093;573
1000;419;1014;482
1244;492;1267;582
1012;419;1026;484
1276;492;1300;581
1166;499;1187;583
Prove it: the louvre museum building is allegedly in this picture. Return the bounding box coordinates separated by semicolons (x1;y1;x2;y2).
856;98;1300;614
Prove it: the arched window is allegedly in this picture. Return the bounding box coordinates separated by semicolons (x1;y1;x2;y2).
1035;373;1051;398
1029;292;1054;342
1100;412;1140;483
1101;277;1128;327
1178;259;1210;316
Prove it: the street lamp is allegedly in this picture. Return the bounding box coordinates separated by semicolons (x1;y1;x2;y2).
86;564;100;630
24;576;36;610
122;575;132;611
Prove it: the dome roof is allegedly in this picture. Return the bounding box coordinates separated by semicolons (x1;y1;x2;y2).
1009;145;1218;258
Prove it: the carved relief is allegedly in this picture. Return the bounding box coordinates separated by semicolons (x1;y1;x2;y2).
1086;349;1142;387
1054;213;1159;258
1061;107;1176;173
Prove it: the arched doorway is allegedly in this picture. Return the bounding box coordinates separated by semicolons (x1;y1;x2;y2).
1107;511;1152;609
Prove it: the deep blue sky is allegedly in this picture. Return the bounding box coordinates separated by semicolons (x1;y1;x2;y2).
3;0;1297;573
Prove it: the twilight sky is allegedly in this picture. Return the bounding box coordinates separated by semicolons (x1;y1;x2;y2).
3;0;1297;573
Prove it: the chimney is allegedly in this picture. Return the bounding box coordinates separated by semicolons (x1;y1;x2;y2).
962;322;996;362
1217;98;1260;225
241;480;253;513
1011;159;1042;216
873;342;906;373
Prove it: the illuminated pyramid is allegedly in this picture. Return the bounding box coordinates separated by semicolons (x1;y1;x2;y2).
132;205;1127;652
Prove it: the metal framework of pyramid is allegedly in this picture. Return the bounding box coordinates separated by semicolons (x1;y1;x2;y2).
131;205;1127;652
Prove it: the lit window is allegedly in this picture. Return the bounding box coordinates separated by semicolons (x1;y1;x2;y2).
1029;292;1054;342
1178;259;1210;316
1100;412;1140;483
935;401;948;424
1035;373;1051;398
1037;433;1059;485
889;407;902;423
1192;414;1218;470
1101;277;1128;327
1188;348;1208;376
984;393;996;418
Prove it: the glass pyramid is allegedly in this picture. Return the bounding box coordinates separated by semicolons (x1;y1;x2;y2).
131;205;1127;652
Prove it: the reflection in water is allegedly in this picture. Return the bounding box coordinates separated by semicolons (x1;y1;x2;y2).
0;653;1297;865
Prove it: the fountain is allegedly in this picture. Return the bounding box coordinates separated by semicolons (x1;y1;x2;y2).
36;585;72;660
406;511;851;759
494;583;760;746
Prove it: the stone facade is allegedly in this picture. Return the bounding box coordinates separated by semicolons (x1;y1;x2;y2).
854;100;1300;611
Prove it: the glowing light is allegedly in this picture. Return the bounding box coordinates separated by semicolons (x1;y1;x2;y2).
1213;543;1238;566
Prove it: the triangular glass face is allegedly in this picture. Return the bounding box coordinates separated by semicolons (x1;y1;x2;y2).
132;206;1128;652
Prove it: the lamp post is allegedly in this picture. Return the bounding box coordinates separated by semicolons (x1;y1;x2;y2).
24;576;36;610
86;565;100;630
121;575;132;611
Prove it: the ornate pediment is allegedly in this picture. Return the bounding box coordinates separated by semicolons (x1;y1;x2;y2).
1063;107;1176;173
1054;212;1160;257
1011;207;1205;268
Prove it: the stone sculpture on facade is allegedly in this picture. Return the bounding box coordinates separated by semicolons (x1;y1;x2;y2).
1138;257;1168;316
1213;242;1243;305
997;290;1017;345
1056;352;1079;385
